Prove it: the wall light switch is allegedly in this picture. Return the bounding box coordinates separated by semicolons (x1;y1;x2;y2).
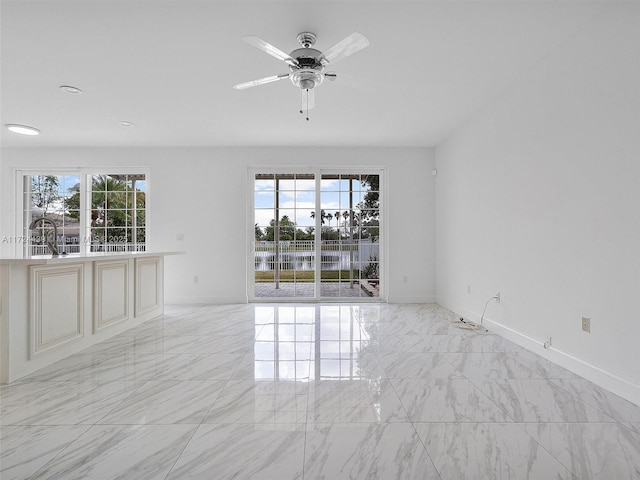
582;317;590;333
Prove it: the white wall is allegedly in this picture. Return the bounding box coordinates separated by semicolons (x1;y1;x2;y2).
0;146;436;304
435;3;640;403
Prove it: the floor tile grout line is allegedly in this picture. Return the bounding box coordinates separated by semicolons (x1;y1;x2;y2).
510;421;580;479
25;423;95;480
378;361;451;478
378;314;577;478
407;421;445;480
160;424;203;480
545;377;635;424
162;312;241;479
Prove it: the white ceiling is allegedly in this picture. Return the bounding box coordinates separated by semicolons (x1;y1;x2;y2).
0;0;604;148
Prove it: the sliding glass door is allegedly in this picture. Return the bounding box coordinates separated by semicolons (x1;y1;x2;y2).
251;170;382;301
254;173;316;298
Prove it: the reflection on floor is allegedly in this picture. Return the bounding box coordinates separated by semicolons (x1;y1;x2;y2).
2;304;640;479
254;281;375;298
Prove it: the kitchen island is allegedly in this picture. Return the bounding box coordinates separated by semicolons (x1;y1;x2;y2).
0;251;181;383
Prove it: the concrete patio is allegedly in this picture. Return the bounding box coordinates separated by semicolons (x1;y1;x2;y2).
254;281;378;299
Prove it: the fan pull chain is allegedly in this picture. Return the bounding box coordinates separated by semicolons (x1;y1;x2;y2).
299;88;303;115
298;88;310;121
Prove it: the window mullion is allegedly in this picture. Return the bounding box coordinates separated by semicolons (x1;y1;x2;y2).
315;172;322;299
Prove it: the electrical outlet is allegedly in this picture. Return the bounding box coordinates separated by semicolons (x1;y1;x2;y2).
582;317;590;333
496;292;501;303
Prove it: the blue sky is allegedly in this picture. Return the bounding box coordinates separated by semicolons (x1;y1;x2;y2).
254;177;374;228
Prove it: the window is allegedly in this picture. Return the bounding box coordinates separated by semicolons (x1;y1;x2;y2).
22;171;147;255
88;174;146;252
251;170;382;300
26;174;81;255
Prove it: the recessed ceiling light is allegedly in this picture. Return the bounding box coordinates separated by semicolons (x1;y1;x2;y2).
60;85;82;94
119;121;134;127
5;124;40;136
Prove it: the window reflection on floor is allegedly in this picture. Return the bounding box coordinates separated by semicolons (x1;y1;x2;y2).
253;305;380;382
253;305;384;423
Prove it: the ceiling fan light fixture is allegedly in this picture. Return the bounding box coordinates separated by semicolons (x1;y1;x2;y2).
300;79;315;90
290;70;323;89
5;124;40;136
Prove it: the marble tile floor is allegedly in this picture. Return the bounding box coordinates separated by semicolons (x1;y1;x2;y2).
254;282;374;299
1;303;640;479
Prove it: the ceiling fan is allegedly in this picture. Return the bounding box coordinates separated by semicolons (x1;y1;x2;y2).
233;31;370;120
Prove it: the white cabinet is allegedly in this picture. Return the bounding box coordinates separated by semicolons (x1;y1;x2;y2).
30;263;84;357
94;260;129;332
0;253;170;384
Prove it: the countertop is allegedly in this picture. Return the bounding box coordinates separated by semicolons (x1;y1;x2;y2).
0;251;184;265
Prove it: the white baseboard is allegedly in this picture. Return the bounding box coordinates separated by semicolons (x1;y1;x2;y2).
165;296;248;304
388;296;435;304
437;297;640;407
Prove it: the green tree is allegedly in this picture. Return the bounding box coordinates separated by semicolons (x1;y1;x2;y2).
264;215;297;241
300;226;315;240
359;175;379;221
68;175;146;245
66;183;81;220
255;224;264;241
320;226;340;241
31;176;61;215
295;227;314;240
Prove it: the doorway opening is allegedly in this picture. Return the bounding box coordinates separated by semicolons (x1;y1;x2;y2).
251;171;382;301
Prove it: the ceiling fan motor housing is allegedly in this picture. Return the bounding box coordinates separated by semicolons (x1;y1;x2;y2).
289;44;325;90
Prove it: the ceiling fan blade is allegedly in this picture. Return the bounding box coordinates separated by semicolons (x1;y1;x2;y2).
320;33;369;65
242;36;299;67
233;73;289;90
323;72;374;94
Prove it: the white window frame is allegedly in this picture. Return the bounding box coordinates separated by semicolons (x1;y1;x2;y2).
247;166;387;303
14;167;150;256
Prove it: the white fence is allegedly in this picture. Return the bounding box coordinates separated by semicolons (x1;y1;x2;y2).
255;239;379;272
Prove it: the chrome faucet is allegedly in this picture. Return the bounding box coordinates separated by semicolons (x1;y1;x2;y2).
29;217;60;256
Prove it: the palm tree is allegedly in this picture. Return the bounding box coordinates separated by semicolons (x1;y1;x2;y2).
90;175;130;244
310;209;327;225
342;210;350;238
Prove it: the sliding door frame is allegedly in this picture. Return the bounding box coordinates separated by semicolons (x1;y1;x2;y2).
247;166;387;303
